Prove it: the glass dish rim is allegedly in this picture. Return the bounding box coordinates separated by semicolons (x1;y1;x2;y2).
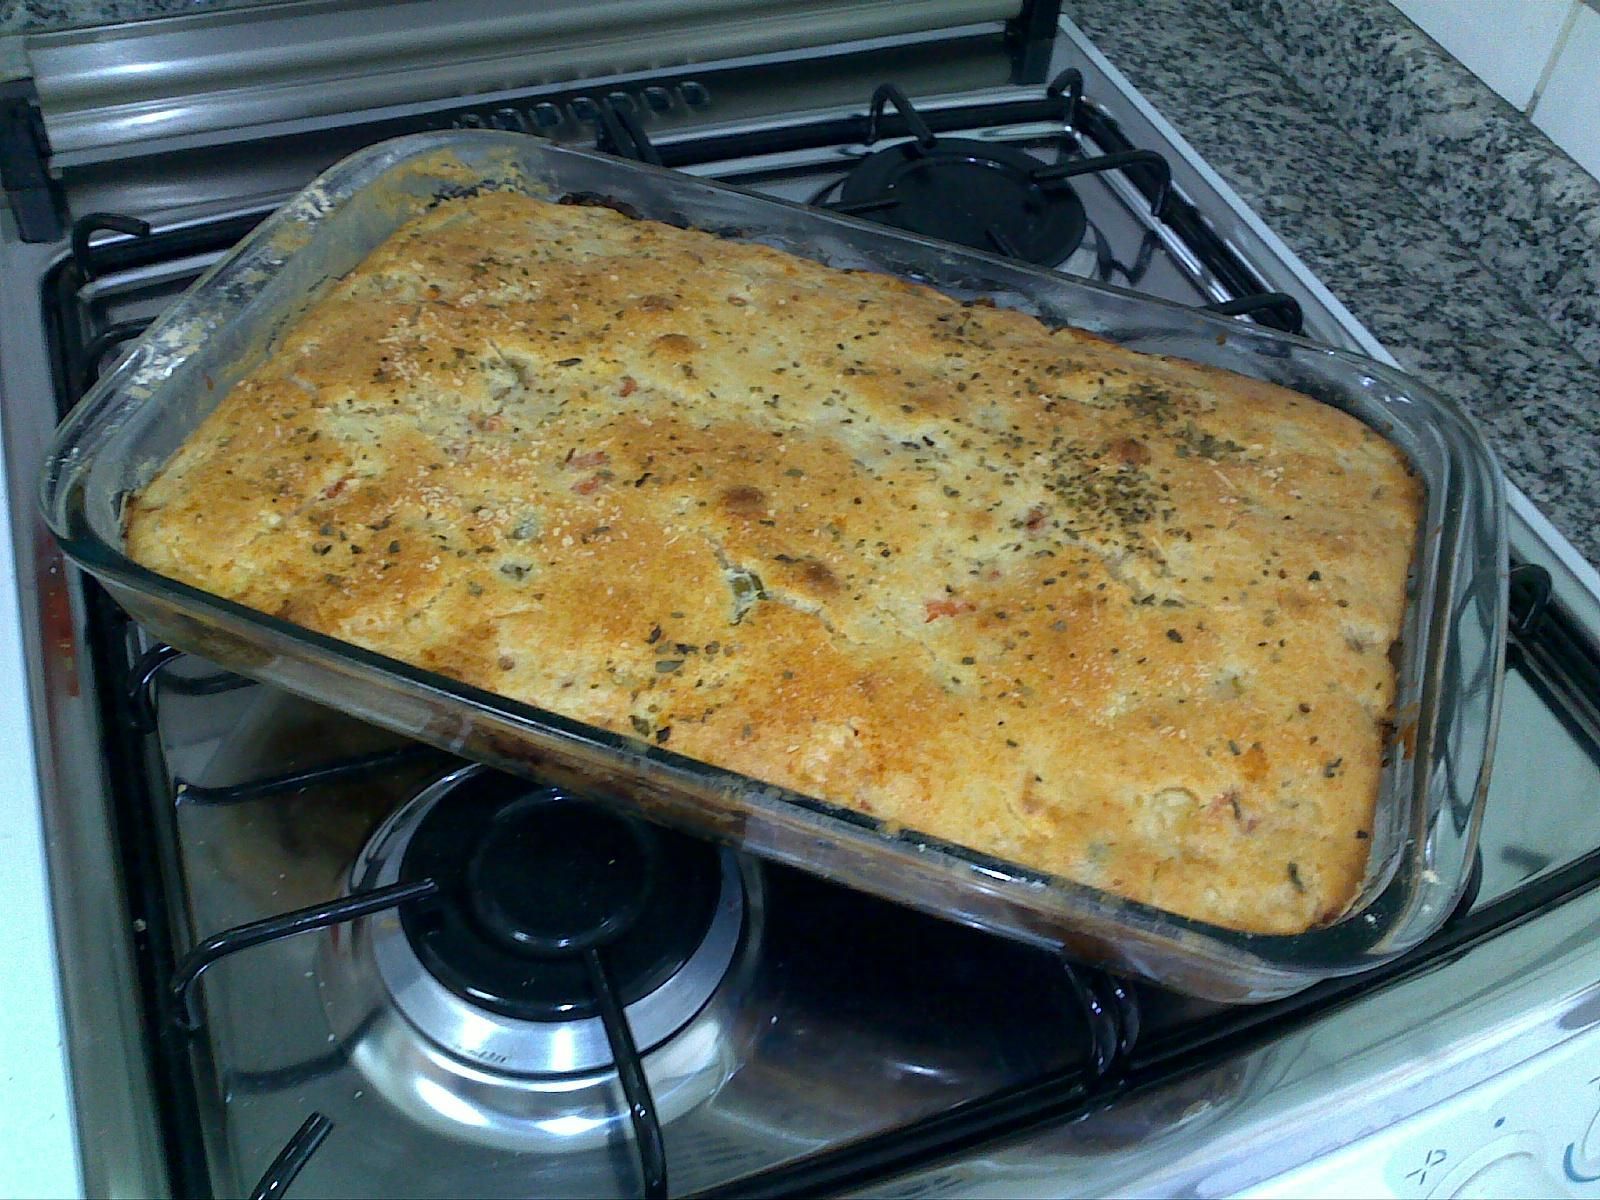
39;129;1509;994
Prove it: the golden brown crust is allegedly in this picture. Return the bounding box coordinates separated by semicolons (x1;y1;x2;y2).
125;191;1421;933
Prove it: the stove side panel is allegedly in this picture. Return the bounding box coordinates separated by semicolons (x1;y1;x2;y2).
0;223;168;1197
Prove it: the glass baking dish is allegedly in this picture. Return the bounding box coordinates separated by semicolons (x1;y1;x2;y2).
41;131;1506;1002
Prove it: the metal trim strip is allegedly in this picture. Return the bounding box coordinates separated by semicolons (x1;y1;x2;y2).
22;0;1020;156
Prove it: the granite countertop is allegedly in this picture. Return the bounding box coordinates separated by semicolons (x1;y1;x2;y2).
0;0;259;32
1067;0;1600;566
7;0;1597;562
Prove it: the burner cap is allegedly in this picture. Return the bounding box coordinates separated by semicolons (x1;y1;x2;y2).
465;794;659;954
839;138;1086;266
321;765;755;1143
399;771;721;1022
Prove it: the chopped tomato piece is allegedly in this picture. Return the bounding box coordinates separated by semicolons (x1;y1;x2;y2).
572;475;603;495
1109;436;1151;466
619;376;638;397
566;450;610;469
924;598;976;622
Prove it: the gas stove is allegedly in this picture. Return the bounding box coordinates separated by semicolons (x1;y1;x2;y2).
4;4;1600;1198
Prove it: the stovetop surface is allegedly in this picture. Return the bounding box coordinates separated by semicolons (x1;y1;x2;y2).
10;19;1600;1198
64;113;1598;1200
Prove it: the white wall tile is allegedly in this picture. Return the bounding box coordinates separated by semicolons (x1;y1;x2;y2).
1532;2;1600;180
1390;0;1573;109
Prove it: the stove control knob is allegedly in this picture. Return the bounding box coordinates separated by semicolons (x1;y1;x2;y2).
1428;1136;1569;1199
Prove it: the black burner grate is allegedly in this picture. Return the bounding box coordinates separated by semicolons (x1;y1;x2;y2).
829;83;1091;266
838;135;1088;265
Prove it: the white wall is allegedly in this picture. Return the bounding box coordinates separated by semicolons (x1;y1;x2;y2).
1390;0;1600;181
